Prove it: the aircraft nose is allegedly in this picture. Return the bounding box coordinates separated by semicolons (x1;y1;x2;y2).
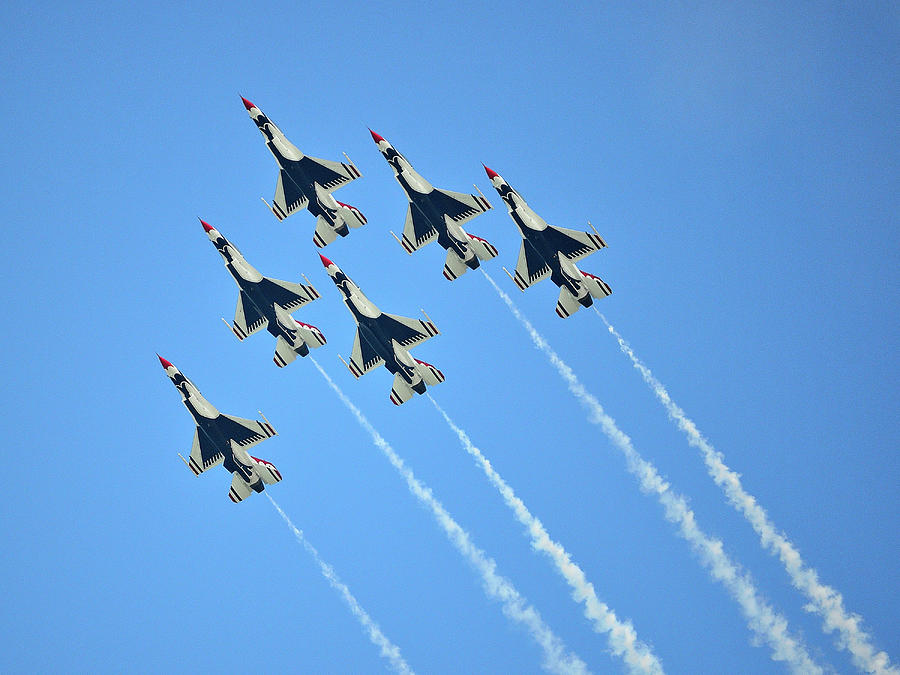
240;95;257;111
483;164;500;180
319;253;334;268
199;218;215;233
157;354;174;370
369;128;386;144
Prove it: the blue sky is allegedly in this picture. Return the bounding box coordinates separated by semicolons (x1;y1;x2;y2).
2;1;897;673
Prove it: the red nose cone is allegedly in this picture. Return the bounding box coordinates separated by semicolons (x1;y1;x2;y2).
157;354;174;370
200;219;215;233
483;165;500;180
319;253;334;268
240;96;257;111
369;128;385;144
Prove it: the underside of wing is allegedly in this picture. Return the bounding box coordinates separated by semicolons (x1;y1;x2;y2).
379;313;439;349
512;240;551;290
186;428;225;476
543;225;607;262
347;330;384;378
257;278;320;312
398;204;438;253
301;155;362;193
272;170;309;221
432;188;492;226
232;292;268;340
218;414;277;452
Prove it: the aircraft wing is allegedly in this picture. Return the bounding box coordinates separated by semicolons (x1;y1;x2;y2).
218;414;278;452
512;240;552;290
543;225;607;263
398;204;438;253
347;330;384;378
232;292;268;340
300;155;362;193
258;278;320;312
272;170;310;220
379;313;440;349
185;428;225;476
431;189;492;226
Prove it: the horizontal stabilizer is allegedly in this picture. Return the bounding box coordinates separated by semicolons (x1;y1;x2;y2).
582;270;612;300
336;201;367;229
274;336;299;368
414;358;445;386
389;374;414;406
442;248;470;281
555;285;583;319
467;233;499;261
312;215;339;248
250;456;282;485
228;473;253;503
293;321;326;348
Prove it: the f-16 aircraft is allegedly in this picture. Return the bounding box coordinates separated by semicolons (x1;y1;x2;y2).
369;130;498;280
201;220;326;367
319;254;444;405
158;355;281;503
484;166;612;318
241;96;367;247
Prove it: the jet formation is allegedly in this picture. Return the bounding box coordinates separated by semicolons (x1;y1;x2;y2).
162;96;615;501
159;355;281;502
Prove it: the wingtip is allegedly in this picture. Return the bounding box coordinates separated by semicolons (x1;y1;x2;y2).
483;164;500;180
240;95;256;111
369;128;385;144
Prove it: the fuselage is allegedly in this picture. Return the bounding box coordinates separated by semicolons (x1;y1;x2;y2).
379;143;475;265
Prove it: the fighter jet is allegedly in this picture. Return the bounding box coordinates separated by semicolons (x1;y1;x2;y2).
369;130;498;280
201;220;326;367
319;254;444;405
484;166;612;318
241;96;367;247
158;355;281;503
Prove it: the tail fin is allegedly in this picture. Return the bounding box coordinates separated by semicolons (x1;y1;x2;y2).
414;358;445;386
555;285;583;319
250;456;283;484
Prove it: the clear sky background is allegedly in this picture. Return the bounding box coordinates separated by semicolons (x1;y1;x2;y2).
1;2;897;673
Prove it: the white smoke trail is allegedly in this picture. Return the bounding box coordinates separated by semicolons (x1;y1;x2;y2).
308;357;589;675
482;270;823;675
266;493;414;674
427;394;664;675
597;311;898;675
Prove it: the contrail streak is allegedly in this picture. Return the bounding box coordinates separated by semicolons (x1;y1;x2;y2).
266;493;414;674
309;357;589;675
427;394;664;674
482;270;823;675
597;311;898;675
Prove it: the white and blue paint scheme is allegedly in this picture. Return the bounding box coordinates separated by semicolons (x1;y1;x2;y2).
370;130;498;280
319;254;443;405
202;220;325;367
158;355;281;503
242;96;366;247
485;166;612;318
